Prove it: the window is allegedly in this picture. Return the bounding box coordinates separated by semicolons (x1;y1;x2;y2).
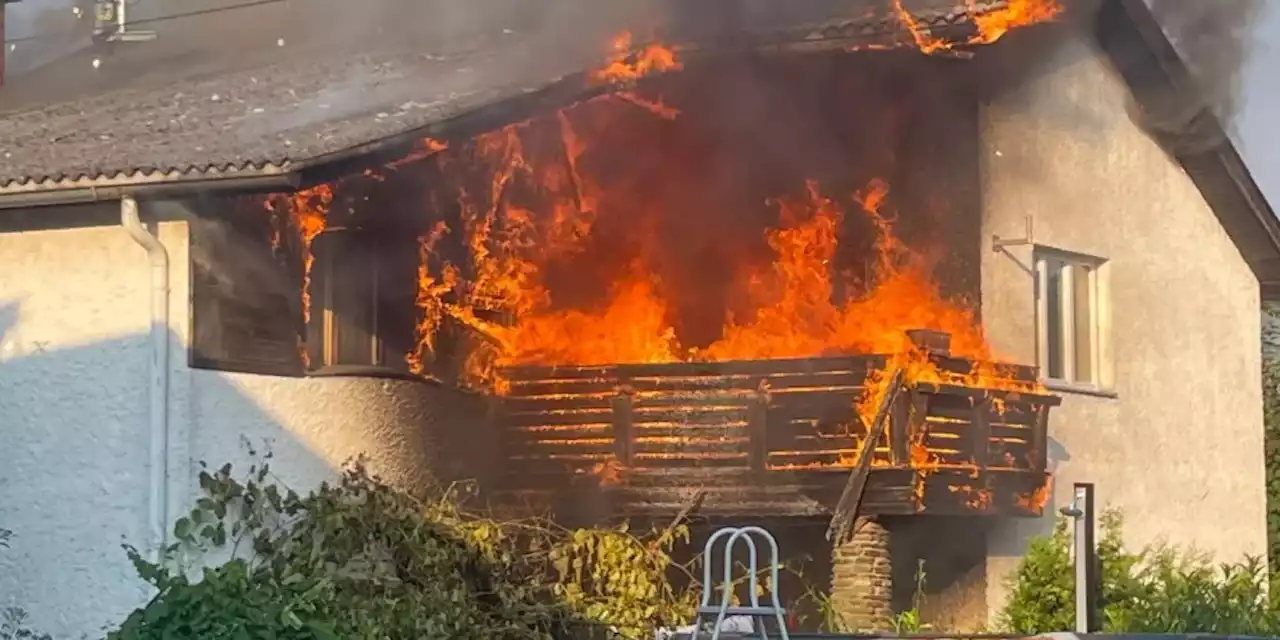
189;196;418;377
190;197;305;376
306;228;418;373
1034;248;1106;388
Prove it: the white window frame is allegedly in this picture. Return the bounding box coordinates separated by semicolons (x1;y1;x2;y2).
1034;247;1111;393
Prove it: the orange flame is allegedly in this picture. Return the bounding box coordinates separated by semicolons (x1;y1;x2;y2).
265;184;333;324
405;121;1036;398
970;0;1065;44
588;459;625;486
592;32;683;85
908;430;942;504
1015;473;1053;512
949;483;993;510
405;221;455;375
894;0;1064;55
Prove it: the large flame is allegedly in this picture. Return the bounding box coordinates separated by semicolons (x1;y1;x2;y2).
259;28;1058;502
404;117;1007;389
592;32;683;85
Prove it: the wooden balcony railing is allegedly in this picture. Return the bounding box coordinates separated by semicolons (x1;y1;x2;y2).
494;353;1060;518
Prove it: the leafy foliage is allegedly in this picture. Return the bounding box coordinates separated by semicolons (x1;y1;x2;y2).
109;459;696;640
1;607;53;640
1262;308;1280;571
890;561;933;634
0;530;51;640
1000;511;1277;635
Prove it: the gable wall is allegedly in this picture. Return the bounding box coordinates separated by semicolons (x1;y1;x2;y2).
979;28;1266;620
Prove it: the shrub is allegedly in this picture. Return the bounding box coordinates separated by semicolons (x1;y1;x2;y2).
1263;354;1280;571
1000;510;1277;635
1;608;52;640
0;529;52;640
109;459;696;640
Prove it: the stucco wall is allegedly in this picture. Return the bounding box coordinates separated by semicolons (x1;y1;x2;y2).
0;208;487;638
980;30;1267;619
0;218;168;638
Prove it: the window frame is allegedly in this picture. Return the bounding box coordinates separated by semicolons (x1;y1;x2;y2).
188;198;306;378
306;227;416;376
1033;246;1112;395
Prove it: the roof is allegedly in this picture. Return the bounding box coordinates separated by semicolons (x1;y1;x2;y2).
0;43;589;192
0;0;991;195
0;0;1275;290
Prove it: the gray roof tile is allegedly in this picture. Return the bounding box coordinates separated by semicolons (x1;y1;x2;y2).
0;0;998;189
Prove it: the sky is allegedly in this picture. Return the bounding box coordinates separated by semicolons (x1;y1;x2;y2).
3;0;1279;207
1239;1;1280;207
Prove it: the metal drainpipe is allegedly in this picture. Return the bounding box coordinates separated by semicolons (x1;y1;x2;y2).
121;196;171;561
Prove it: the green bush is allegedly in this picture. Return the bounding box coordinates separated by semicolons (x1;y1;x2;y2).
0;528;52;640
1263;355;1280;572
109;459;696;640
1000;511;1277;635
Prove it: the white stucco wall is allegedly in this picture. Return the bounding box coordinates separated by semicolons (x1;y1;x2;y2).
980;30;1267;618
0;209;475;638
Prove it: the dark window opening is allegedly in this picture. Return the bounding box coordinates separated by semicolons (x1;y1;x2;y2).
189;196;305;376
306;228;418;373
189;196;419;378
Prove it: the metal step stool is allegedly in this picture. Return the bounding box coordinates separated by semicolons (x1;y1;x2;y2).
686;525;790;640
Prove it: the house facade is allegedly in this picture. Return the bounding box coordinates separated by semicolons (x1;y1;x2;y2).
0;1;1275;637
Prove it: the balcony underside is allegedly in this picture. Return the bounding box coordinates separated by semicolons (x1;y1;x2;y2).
491;466;1050;518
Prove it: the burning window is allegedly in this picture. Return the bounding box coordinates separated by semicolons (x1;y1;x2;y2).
1034;247;1106;387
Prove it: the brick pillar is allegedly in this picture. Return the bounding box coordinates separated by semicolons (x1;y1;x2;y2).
830;517;894;631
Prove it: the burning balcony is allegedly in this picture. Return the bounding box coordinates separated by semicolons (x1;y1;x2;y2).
223;7;1072;529
494;330;1059;519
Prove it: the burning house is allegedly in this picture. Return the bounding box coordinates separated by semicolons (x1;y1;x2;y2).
0;0;1275;636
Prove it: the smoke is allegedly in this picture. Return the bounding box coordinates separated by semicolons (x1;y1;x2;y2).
1136;0;1264;149
3;0;92;77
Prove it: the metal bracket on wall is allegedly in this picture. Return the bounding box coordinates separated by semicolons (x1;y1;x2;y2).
991;215;1034;253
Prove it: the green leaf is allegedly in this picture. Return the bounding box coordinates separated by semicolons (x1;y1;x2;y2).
173;517;192;540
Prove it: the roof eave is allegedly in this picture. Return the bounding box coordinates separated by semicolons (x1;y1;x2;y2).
0;162;300;208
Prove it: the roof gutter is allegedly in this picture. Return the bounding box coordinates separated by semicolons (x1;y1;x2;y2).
0;172;301;210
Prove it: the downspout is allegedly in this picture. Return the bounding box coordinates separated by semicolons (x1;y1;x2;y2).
121;196;170;561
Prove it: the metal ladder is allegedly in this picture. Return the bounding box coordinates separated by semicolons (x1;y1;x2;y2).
687;525;790;640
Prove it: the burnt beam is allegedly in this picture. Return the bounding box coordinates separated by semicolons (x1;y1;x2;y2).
906;328;951;355
748;383;770;477
828;368;905;544
611;385;635;466
971;396;992;470
1030;404;1050;474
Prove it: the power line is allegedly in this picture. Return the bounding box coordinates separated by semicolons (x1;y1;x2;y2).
4;0;288;45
